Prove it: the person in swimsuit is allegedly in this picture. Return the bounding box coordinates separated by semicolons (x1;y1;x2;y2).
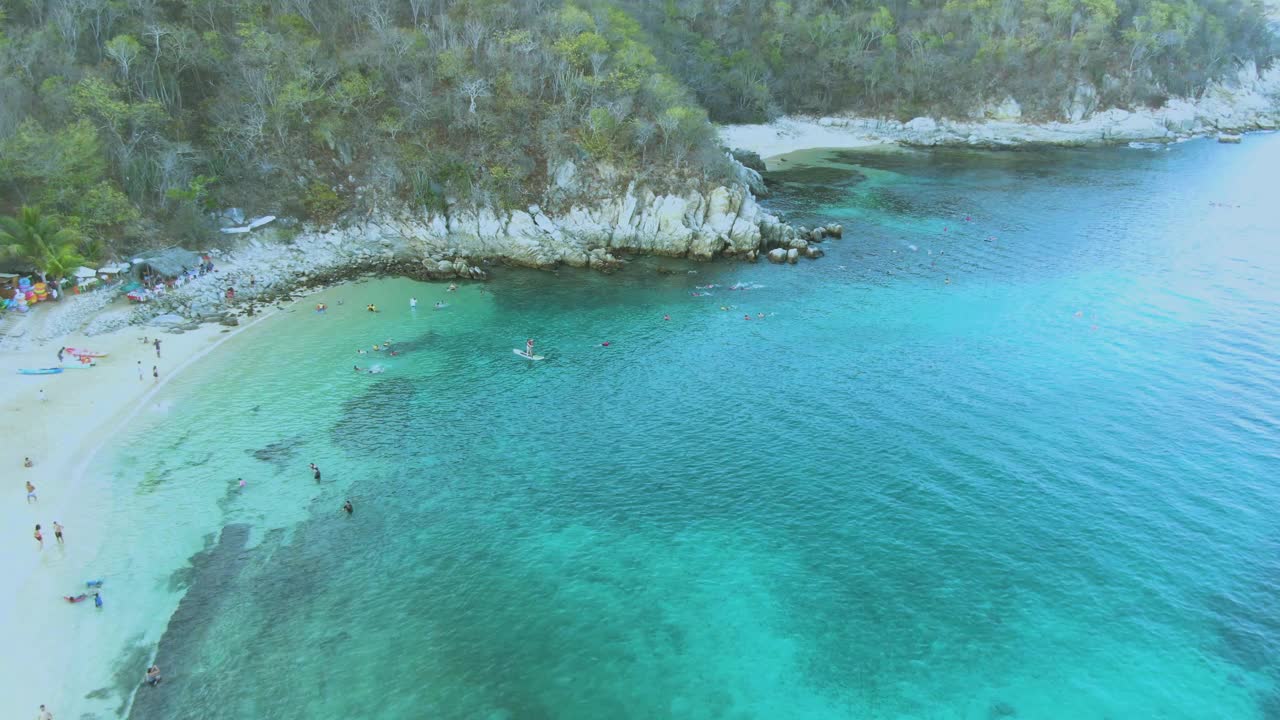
38;704;53;720
310;463;321;482
53;521;63;544
526;338;535;356
343;500;353;515
663;314;670;321
145;665;161;686
26;480;36;502
410;297;417;308
354;365;363;373
64;594;87;603
34;524;43;549
367;304;378;313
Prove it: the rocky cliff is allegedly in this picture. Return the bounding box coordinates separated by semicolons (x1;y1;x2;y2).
121;181;836;330
721;62;1280;155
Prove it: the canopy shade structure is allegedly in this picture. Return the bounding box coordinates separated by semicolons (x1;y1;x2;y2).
133;248;201;278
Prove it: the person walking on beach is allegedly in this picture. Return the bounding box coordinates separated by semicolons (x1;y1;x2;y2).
38;703;53;719
153;365;159;383
154;338;161;358
26;480;37;503
310;463;321;482
53;521;64;544
137;361;144;381
34;524;43;549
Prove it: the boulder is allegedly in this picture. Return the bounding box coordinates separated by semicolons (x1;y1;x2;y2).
728;148;767;174
767;248;788;264
150;313;186;327
804;245;824;259
825;224;842;238
786;248;799;264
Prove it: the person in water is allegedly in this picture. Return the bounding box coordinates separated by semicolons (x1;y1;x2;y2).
53;521;63;544
64;594;88;603
366;304;378;313
343;500;353;515
410;297;418;308
447;283;457;292
310;463;321;482
354;365;363;373
434;301;443;309
145;665;162;686
744;314;751;320
663;314;670;321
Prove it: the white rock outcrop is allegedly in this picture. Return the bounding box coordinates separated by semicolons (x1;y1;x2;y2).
720;63;1280;156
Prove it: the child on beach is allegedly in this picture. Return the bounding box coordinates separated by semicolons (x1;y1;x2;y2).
34;524;43;549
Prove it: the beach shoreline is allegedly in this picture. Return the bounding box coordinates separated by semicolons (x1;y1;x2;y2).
0;304;280;719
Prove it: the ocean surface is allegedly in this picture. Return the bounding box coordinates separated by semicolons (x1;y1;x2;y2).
86;136;1280;719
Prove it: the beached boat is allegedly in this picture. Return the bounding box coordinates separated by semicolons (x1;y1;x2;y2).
18;367;63;375
63;347;108;358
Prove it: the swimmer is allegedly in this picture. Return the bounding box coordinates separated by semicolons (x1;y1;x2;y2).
447;283;457;292
720;306;729;311
945;277;951;285
663;314;670;321
354;365;362;372
238;478;246;489
744;314;751;320
434;302;443;309
64;594;88;604
357;349;367;355
601;342;610;347
757;313;765;320
389;350;399;356
316;303;326;312
366;304;378;313
373;344;381;351
343;500;353;515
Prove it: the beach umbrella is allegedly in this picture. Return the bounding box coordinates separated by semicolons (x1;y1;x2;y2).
74;266;98;279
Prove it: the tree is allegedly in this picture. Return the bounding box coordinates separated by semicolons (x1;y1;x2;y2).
0;207;86;282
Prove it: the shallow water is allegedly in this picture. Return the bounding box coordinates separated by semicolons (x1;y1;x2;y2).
89;137;1280;718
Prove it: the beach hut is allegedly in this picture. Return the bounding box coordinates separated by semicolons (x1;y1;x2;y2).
133;248;201;286
97;262;130;284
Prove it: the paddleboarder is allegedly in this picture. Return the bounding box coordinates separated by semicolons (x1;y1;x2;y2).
526;338;535;357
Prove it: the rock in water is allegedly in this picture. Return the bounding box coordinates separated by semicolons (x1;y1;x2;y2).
786;248;799;264
767;248;788;264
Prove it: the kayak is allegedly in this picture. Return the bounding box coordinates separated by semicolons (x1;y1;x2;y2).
60;362;96;369
63;348;108;358
18;368;63;375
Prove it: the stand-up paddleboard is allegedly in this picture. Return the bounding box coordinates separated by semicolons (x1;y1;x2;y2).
513;349;545;361
18;367;63;375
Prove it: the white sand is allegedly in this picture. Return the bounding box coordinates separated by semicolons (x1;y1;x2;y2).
0;308;277;719
719;118;888;162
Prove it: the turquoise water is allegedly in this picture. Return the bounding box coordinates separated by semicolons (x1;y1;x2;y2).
97;137;1280;719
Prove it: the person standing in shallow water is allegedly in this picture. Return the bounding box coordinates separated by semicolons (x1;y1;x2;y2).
310;463;321;482
343;500;353;515
34;524;43;549
154;338;161;358
53;521;64;544
153;365;159;383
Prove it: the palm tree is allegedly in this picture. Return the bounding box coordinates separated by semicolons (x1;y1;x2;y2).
0;206;85;284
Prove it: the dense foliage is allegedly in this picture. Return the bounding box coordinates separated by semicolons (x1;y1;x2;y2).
628;0;1279;122
0;0;1275;254
0;0;727;249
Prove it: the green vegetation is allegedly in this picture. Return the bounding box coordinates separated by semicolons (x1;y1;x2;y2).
0;0;1274;259
627;0;1278;121
0;206;88;282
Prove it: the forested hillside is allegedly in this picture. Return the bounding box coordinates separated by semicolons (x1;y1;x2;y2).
627;0;1278;122
0;0;1275;255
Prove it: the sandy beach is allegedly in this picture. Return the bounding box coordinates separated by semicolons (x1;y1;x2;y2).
0;302;277;719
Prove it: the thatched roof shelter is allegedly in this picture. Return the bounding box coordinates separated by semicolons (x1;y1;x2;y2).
133;248;201;279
